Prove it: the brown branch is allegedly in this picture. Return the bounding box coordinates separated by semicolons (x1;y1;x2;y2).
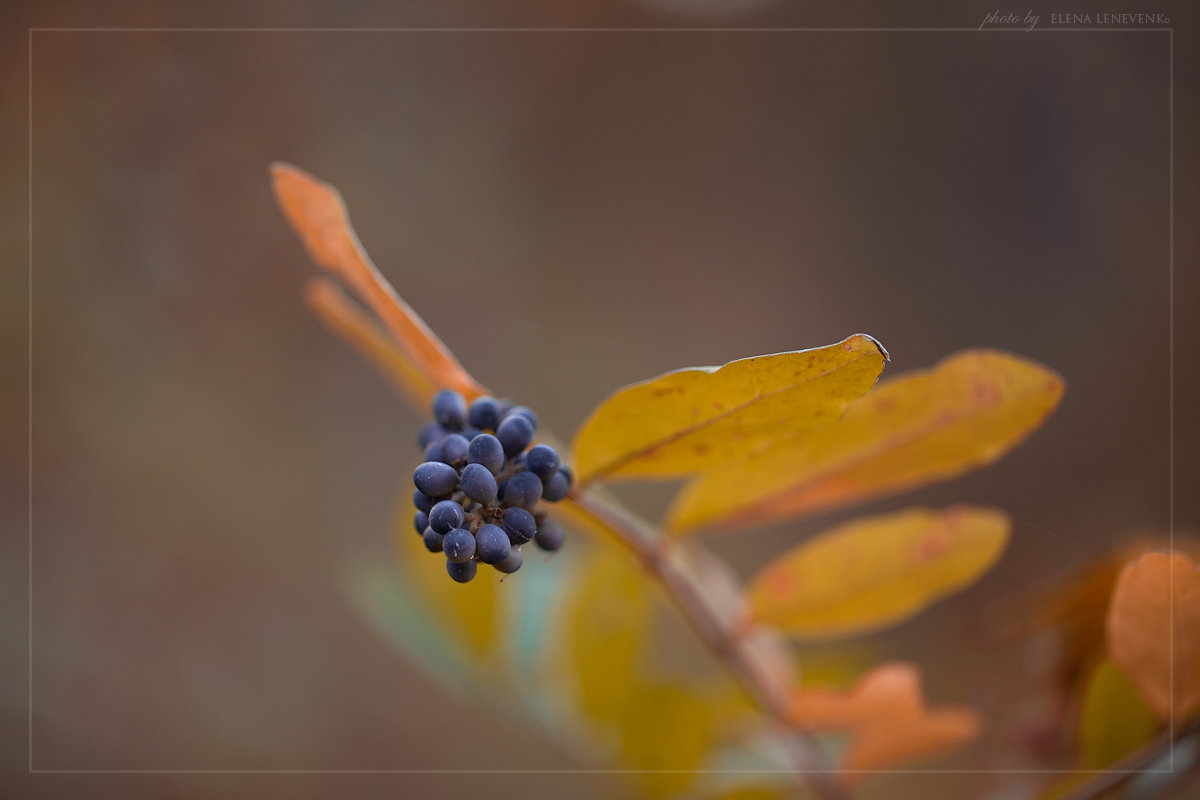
1056;713;1200;800
567;489;851;800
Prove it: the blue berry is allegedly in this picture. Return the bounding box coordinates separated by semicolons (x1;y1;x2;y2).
525;445;560;480
534;519;564;552
413;461;458;498
443;528;476;564
417;423;442;448
429;500;465;534
413;489;435;513
447;558;477;583
475;524;511;564
423;440;445;463
505;405;539;431
501;507;537;545
432;390;467;430
467;396;501;431
440;433;471;465
423;527;445;553
505;471;542;508
413;510;429;535
494;549;523;574
497;415;534;457
460;463;498;504
467;433;505;475
541;468;571;502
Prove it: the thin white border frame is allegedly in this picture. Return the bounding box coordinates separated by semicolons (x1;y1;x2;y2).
26;24;1177;777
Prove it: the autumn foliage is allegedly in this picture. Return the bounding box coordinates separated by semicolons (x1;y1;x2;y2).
271;163;1196;799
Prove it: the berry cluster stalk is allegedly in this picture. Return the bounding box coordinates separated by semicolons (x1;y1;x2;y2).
567;490;851;800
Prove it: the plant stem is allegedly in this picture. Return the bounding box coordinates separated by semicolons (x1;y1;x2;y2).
1055;714;1200;800
568;489;851;800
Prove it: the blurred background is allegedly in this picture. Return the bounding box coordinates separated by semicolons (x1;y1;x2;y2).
4;0;1198;798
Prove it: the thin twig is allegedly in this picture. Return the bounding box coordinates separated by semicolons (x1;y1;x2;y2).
1056;715;1200;800
569;490;851;800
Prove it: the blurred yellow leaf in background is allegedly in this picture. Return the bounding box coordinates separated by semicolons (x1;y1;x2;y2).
746;506;1010;639
669;349;1064;534
561;550;654;725
619;682;716;797
1106;551;1200;724
394;501;502;662
572;334;887;484
1076;658;1160;769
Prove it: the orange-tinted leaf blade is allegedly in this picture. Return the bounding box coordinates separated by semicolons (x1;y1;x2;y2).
571;334;888;485
842;706;979;775
669;349;1063;535
1106;551;1200;723
746;506;1010;639
270;162;486;400
787;661;979;777
305;278;437;409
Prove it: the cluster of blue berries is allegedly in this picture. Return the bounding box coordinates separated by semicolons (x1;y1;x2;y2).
412;389;571;583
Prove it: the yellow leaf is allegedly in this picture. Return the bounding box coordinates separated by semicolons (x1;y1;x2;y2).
1106;551;1200;723
787;661;980;777
1076;659;1160;770
571;334;888;484
270;162;486;404
393;498;502;662
668;349;1064;535
561;549;653;725
618;682;714;797
746;506;1010;639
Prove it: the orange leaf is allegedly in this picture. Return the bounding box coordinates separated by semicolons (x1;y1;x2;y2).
305;278;437;409
1106;551;1200;724
270;162;486;401
669;349;1064;534
788;662;980;777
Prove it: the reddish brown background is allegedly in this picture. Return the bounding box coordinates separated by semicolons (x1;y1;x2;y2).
4;1;1199;798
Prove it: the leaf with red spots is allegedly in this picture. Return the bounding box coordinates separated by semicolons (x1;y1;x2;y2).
570;335;888;484
669;349;1064;535
746;506;1010;639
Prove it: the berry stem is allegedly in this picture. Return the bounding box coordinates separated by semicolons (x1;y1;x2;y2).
566;489;851;800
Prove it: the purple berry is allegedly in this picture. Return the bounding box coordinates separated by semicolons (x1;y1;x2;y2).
505;471;542;508
475;524;511;564
460;463;498;504
501;507;536;545
524;445;560;480
494;549;523;574
497;415;534;457
413;461;458;498
440;433;471;465
443;528;476;564
413;489;435;513
423;527;445;553
467;396;501;431
432;390;467;430
447;559;477;583
541;468;570;502
429;499;465;534
467;433;505;475
534;519;564;552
